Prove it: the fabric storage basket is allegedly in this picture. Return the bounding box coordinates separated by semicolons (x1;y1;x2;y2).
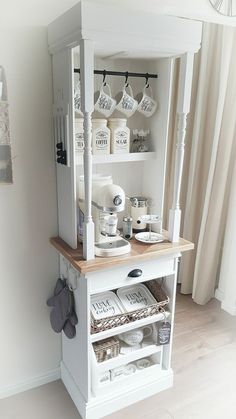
91;280;169;334
93;337;120;362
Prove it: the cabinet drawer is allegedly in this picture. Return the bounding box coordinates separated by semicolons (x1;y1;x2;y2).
88;257;176;294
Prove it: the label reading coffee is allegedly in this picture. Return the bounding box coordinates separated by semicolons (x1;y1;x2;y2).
95;130;109;150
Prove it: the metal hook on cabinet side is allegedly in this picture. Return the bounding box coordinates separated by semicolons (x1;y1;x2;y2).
125;71;129;87
102;70;107;86
67;265;78;291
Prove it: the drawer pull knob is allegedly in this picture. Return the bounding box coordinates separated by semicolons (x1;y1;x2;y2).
128;269;142;278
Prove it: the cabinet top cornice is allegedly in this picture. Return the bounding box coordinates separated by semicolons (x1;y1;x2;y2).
48;1;202;56
50;233;194;274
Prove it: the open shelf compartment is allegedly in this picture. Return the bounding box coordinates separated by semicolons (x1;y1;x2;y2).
91;347;163;397
90;311;170;343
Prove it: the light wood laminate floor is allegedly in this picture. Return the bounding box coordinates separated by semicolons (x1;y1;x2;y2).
1;293;236;419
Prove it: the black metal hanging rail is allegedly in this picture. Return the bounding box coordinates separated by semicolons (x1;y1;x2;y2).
74;69;158;81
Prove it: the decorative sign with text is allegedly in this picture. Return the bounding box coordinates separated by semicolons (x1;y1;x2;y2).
91;291;124;320
117;284;157;312
158;322;171;345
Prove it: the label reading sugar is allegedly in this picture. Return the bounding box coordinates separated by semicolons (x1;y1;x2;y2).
115;130;128;149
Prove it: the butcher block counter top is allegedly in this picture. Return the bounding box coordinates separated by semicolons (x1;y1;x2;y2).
50;232;194;274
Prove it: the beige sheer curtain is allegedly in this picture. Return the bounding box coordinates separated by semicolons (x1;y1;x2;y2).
165;23;236;305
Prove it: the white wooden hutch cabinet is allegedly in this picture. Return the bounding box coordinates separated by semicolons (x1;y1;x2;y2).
48;3;202;418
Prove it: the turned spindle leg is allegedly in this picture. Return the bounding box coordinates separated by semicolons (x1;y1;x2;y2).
168;52;194;242
80;39;95;260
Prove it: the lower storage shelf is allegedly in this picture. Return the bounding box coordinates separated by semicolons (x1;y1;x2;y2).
95;342;163;373
91;351;163;397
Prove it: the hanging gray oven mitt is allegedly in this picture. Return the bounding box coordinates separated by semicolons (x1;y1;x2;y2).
47;278;78;335
63;318;76;339
63;290;78;338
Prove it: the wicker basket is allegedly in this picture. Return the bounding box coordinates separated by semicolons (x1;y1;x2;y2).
91;280;169;334
93;337;120;362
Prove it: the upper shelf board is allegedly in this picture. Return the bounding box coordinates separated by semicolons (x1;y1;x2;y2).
48;1;202;56
75;152;157;165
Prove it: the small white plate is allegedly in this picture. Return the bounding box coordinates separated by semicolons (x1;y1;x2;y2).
135;232;164;244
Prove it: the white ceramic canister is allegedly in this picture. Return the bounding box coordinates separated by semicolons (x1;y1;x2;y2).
130;196;148;231
74;118;84;153
92;119;110;155
108;118;130;154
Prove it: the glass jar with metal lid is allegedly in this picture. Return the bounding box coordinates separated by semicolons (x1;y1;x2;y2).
130;196;148;231
123;216;133;240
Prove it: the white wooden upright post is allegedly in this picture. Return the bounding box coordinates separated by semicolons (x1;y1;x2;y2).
80;39;95;260
168;52;194;242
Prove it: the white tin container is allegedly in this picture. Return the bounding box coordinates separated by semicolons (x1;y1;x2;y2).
108;118;130;154
92;119;110;155
74;118;84;153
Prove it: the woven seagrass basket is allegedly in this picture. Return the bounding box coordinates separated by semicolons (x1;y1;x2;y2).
91;280;169;334
93;337;120;362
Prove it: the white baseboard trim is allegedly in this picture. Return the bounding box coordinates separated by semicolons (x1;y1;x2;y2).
221;301;236;316
215;288;224;302
61;360;173;419
0;367;61;400
215;288;236;316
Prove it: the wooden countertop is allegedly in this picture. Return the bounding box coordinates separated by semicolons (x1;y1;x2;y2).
50;233;194;274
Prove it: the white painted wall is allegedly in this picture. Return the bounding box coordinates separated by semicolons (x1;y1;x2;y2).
108;0;236;26
1;0;236;26
0;26;60;398
0;0;234;401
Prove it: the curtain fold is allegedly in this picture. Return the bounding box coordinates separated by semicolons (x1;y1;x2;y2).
165;23;236;304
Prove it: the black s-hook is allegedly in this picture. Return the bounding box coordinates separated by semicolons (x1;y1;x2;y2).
103;70;107;86
125;71;129;87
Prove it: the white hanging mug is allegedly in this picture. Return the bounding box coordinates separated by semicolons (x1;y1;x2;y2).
116;84;138;118
74;81;83;116
94;83;116;117
136;84;157;117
